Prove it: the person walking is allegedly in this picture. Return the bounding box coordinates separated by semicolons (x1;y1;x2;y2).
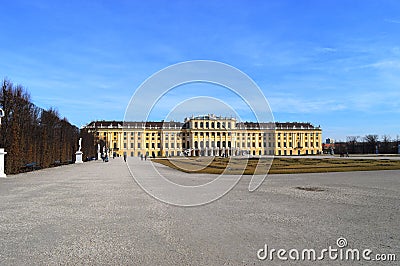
123;154;127;162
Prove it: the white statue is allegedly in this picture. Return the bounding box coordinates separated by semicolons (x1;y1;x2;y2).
78;138;82;151
0;108;4;125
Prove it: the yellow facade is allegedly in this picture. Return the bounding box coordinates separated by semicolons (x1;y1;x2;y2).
275;124;322;156
84;115;322;157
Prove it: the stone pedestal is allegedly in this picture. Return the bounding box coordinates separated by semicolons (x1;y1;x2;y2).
75;151;83;164
0;148;6;178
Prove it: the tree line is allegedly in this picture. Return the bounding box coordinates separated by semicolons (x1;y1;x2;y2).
329;134;400;154
1;79;96;174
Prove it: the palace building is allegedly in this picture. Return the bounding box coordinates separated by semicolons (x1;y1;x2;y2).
84;114;322;157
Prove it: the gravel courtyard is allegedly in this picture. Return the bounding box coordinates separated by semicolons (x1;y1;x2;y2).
0;158;398;265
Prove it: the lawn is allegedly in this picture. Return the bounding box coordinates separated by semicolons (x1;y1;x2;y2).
152;157;400;175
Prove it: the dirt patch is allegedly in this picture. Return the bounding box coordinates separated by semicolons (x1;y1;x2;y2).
295;186;326;192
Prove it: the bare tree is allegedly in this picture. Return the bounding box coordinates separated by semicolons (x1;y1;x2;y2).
380;135;391;154
1;78;87;174
364;134;379;154
346;136;359;154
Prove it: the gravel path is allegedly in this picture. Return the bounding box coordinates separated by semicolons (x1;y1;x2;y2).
0;158;399;265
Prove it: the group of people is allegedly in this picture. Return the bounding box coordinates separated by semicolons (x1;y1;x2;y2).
99;153;151;162
101;154;109;162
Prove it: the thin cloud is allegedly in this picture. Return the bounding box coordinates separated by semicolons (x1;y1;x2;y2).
315;47;337;53
384;19;400;24
268;93;347;114
352;60;400;70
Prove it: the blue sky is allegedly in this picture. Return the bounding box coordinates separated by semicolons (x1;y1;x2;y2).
1;0;399;141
